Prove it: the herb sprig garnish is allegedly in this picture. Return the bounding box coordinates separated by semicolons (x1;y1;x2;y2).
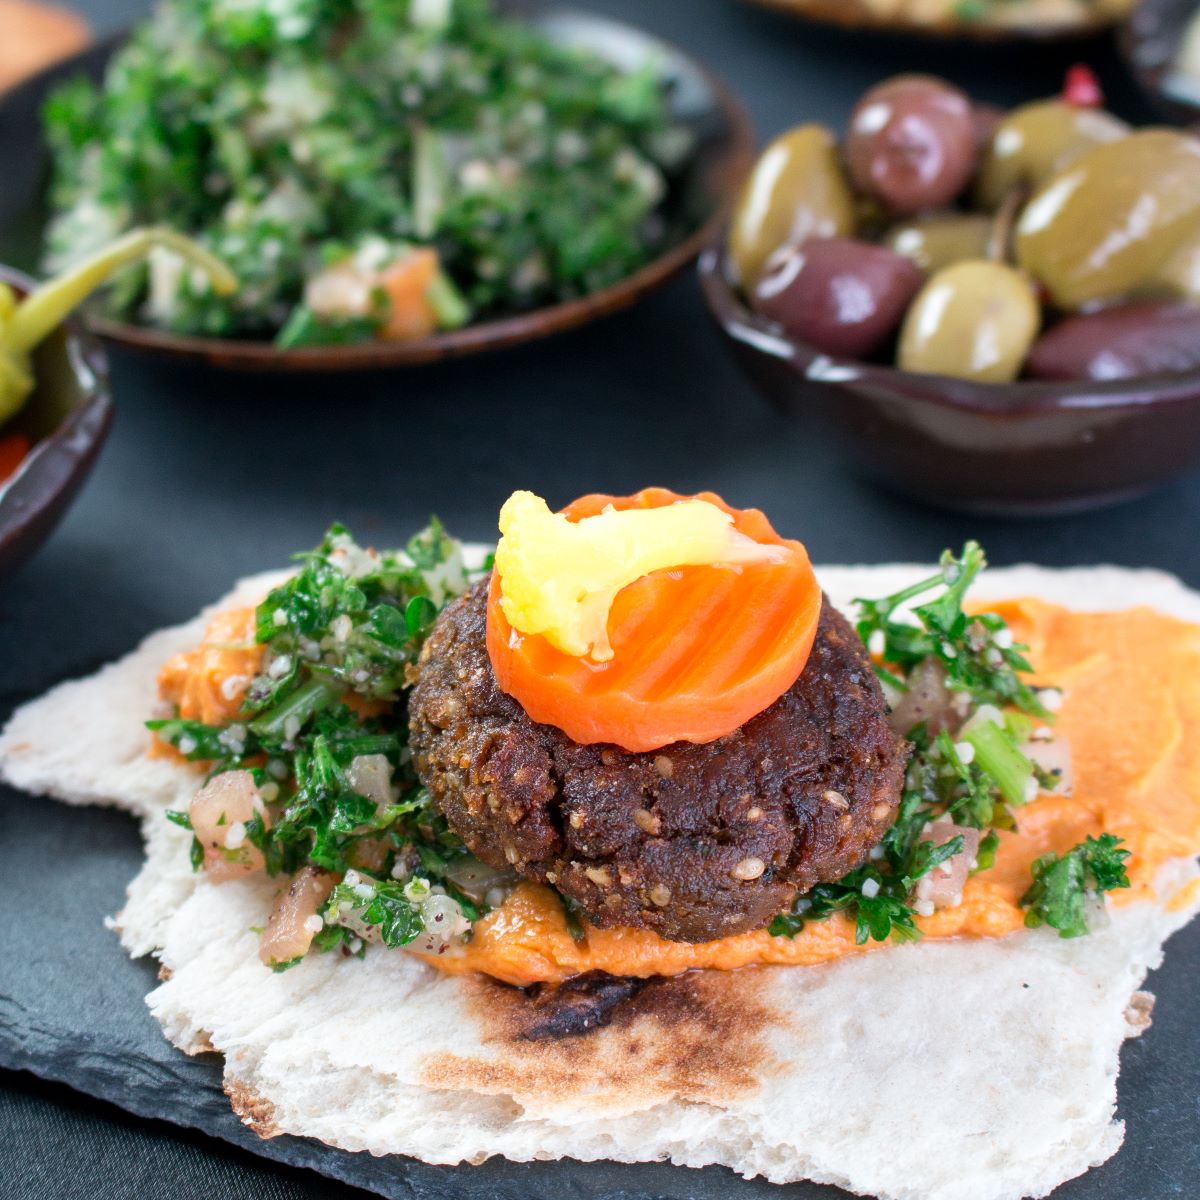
154;522;483;952
1022;834;1131;938
773;543;1127;946
855;542;1048;718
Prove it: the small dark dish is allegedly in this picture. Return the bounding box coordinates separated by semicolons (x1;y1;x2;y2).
0;266;112;577
739;0;1130;41
700;242;1200;515
1119;0;1200;124
0;12;753;374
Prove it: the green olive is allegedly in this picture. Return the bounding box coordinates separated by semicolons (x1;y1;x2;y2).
898;260;1040;383
974;100;1128;211
728;124;856;287
1139;230;1200;301
1016;130;1200;310
885;213;994;274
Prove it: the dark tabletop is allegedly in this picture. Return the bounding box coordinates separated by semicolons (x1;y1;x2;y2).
3;1;1200;1197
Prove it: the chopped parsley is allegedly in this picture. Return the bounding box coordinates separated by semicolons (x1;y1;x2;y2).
150;521;486;953
559;894;588;943
774;543;1126;946
312;924;359;955
325;877;424;948
769;795;964;945
973;829;1000;874
855;542;1048;718
952;0;1035;20
1021;834;1131;938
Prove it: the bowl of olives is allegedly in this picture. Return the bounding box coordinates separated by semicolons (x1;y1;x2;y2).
701;69;1200;514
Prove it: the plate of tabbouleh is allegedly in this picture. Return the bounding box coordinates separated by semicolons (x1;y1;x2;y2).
0;0;752;371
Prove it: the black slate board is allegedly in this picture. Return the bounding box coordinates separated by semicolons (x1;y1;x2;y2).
3;0;1200;1196
3;786;1200;1200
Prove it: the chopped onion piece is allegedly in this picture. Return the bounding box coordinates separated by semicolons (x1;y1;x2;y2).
888;658;959;736
347;753;396;808
913;818;982;911
445;856;518;904
1022;737;1073;794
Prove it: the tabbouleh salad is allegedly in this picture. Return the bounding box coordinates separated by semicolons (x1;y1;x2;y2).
41;0;693;346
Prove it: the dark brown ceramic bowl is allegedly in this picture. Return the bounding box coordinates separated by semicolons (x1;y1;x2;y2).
1119;0;1200;125
700;243;1200;515
738;0;1133;41
0;10;753;374
0;267;112;577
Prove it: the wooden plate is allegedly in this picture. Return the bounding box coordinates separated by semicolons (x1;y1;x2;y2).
0;9;754;374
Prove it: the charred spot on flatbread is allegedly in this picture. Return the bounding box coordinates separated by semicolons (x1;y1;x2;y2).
519;971;647;1040
421;968;777;1109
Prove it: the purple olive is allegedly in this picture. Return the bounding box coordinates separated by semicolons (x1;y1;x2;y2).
1027;303;1200;381
971;103;1006;158
845;75;977;216
751;237;925;360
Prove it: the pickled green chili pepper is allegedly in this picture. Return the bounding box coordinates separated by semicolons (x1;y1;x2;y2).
0;228;236;422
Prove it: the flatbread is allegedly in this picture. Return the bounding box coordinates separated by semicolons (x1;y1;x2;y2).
3;561;1199;1200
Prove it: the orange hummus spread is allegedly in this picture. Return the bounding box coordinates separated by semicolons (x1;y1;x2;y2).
153;605;384;757
156;598;1200;988
149;606;263;764
157;607;263;729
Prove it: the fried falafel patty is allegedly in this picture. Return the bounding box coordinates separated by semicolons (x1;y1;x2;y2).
409;578;908;943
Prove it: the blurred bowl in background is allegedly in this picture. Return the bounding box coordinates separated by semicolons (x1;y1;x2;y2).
700;242;1200;515
0;266;112;578
1119;0;1200;124
737;0;1135;41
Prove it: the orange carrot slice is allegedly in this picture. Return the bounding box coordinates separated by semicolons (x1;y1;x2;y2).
486;487;821;752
